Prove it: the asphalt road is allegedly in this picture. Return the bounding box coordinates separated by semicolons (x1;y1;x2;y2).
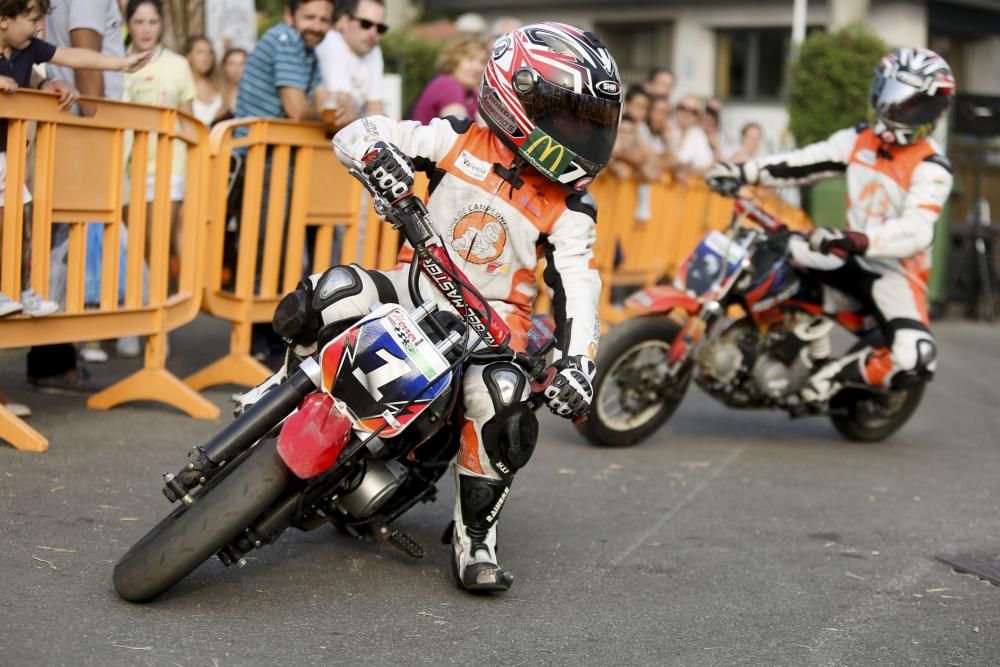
1;317;998;666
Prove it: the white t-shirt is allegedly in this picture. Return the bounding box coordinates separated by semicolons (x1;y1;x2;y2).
315;30;384;113
676;125;715;171
44;0;125;101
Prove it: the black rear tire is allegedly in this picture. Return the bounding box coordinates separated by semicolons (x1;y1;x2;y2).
113;439;291;602
576;315;690;447
829;381;925;443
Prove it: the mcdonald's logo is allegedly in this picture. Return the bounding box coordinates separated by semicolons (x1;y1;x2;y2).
522;129;576;178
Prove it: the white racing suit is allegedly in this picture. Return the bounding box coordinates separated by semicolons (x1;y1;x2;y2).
748;124;953;393
296;115;602;589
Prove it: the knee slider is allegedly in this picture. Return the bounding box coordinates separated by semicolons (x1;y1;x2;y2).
273;285;318;347
481;403;538;479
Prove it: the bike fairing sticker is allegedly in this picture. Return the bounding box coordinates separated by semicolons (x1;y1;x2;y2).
320;309;451;433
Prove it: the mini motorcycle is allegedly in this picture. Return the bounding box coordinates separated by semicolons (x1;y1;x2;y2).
577;186;925;448
113;171;557;602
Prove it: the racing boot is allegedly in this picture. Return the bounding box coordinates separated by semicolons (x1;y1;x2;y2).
450;468;514;593
800;347;873;404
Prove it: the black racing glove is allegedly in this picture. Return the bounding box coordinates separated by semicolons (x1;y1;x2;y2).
808;228;870;258
543;355;597;421
360;141;415;203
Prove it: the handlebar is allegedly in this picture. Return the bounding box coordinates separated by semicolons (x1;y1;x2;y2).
706;177;788;235
349;167;513;351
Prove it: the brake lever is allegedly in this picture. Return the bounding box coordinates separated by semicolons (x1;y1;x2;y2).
348;166;392;216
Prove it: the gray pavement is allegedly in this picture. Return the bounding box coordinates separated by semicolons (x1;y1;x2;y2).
1;317;998;666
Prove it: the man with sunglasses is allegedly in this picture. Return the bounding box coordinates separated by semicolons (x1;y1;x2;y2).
315;0;386;127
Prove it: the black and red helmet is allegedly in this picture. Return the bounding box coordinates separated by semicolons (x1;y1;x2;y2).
480;22;623;191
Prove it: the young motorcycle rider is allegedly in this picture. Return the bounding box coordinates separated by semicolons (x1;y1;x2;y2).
269;22;622;591
706;47;954;407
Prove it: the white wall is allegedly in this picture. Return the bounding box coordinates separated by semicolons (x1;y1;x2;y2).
964;36;1000;95
867;1;928;48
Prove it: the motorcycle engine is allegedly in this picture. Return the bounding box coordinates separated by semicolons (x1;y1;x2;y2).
697;313;834;403
752;313;834;400
334;458;408;518
696;321;755;386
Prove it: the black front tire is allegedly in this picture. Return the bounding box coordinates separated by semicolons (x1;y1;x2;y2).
829;381;925;443
113;439;291;602
577;315;690;447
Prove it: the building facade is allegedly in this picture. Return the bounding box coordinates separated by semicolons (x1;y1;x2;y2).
421;0;1000;153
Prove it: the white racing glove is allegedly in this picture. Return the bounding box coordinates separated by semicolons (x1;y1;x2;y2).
705;160;760;192
360;141;415;203
543;355;597;421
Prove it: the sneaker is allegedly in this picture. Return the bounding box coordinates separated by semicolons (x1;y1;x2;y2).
116;336;142;358
0;391;31;418
0;292;23;318
79;342;109;364
4;400;32;418
19;289;59;317
28;368;103;396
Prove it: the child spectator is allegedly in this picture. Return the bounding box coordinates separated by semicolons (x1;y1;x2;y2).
218;46;245;120
729;121;763;163
408;35;486;124
640;95;679;174
185;34;223;126
623;85;651;127
1;0;147;393
122;0;194;280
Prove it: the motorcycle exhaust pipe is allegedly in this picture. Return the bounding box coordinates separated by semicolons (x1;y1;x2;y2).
201;358;323;465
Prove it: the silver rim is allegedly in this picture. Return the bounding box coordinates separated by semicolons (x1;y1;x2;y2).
595;339;675;432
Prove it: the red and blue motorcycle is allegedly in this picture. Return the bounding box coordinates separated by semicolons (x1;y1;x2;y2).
113;172;557;602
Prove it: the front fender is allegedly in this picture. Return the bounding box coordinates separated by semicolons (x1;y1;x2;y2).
623;285;700;317
277;392;352;479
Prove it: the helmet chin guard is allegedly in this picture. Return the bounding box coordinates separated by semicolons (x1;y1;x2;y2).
479;22;623;191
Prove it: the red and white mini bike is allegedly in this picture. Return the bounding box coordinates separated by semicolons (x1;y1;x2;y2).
577;189;925;448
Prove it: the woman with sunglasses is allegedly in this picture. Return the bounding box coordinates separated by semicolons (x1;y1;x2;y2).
315;0;387;128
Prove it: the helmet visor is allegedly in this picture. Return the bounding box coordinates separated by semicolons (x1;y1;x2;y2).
876;77;951;128
520;78;621;172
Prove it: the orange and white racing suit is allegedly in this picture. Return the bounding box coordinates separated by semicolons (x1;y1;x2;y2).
750;123;953;387
328;115;601;547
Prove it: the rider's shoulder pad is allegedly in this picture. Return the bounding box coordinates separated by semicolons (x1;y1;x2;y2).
922;153;952;173
565;191;598;221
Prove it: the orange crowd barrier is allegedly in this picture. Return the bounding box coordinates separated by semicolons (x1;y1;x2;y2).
587;173;812;324
0;90;213;452
184;119;402;392
2;102;815;453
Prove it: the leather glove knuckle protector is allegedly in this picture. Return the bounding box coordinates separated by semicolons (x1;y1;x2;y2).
809;228;869;258
543;356;596;420
361;141;415;203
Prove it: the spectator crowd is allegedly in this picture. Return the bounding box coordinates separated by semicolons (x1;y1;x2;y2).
1;0;769;417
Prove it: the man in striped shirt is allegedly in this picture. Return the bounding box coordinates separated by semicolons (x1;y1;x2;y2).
234;0;332;123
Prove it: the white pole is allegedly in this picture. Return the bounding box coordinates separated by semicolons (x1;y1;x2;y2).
792;0;808;46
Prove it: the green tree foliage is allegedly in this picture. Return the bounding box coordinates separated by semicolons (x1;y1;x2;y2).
381;32;443;117
788;24;887;146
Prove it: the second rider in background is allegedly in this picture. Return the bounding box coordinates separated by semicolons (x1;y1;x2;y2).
708;47;955;408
